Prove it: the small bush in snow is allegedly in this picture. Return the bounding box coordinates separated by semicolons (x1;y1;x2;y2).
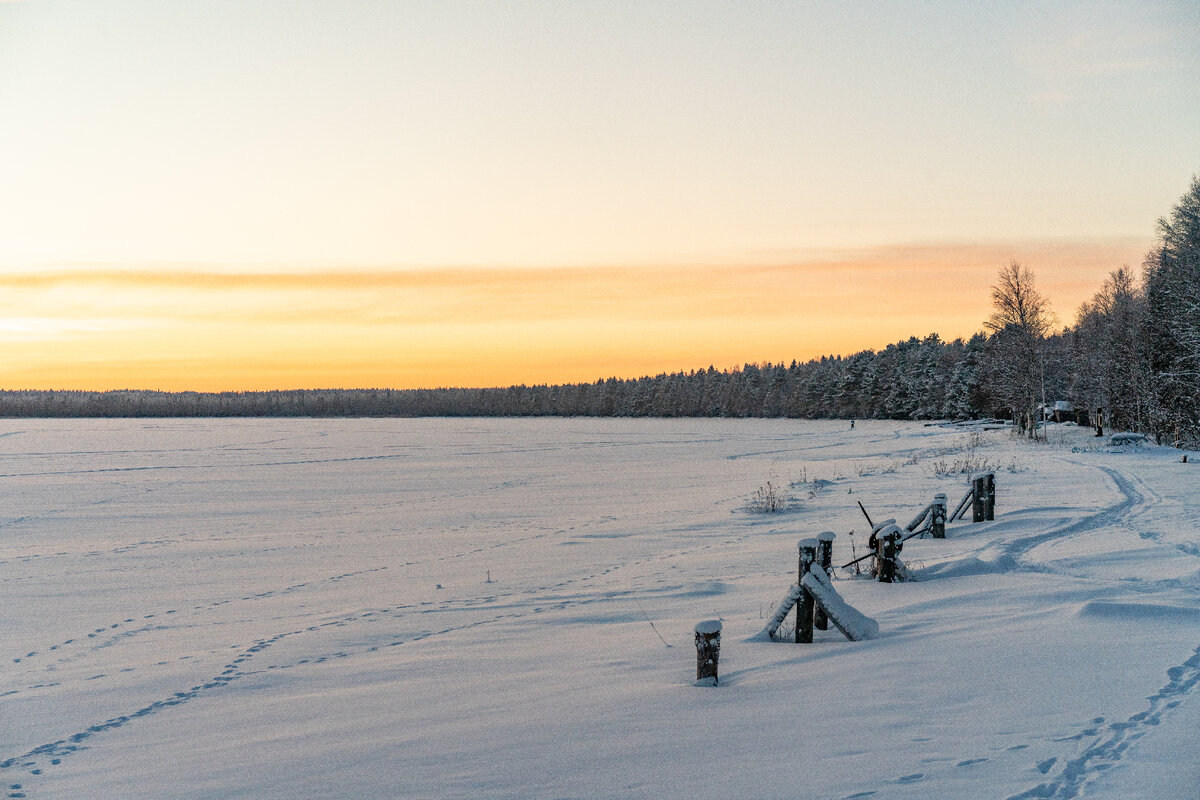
856;459;902;477
928;454;1001;478
844;529;865;576
805;478;835;499
748;480;790;513
897;557;922;580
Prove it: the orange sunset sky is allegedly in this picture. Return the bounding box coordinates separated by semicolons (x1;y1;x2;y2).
1;1;1197;391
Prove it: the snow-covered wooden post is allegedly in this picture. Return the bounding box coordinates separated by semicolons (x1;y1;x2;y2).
694;620;722;685
971;474;984;522
971;472;995;522
814;532;835;630
931;493;947;539
876;525;902;583
796;539;817;643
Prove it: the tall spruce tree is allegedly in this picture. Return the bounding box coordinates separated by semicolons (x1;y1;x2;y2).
1144;175;1200;445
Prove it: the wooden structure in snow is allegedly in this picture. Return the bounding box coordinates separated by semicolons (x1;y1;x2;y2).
814;531;835;630
694;620;722;686
873;523;903;583
948;472;996;523
838;490;951;575
761;534;879;643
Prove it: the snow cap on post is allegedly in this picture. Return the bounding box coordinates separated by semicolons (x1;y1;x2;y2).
694;620;722;635
817;531;836;543
873;523;902;539
797;537;820;551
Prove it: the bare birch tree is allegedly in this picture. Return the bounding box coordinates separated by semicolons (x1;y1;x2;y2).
983;261;1055;437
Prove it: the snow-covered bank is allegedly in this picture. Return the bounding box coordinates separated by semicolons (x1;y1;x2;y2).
1;419;1197;799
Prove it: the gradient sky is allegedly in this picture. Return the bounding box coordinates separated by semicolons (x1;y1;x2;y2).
1;0;1197;391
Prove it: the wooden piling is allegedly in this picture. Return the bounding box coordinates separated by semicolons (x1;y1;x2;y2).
874;524;901;583
971;475;984;522
931;493;947;538
987;473;995;519
868;519;894;575
694;620;722;685
796;539;817;643
971;472;995;522
814;532;835;630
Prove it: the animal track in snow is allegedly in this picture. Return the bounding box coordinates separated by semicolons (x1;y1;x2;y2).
1008;643;1200;799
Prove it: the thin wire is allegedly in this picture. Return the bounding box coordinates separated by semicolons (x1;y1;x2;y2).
632;594;672;648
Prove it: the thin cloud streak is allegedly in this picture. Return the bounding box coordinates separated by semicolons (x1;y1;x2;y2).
0;237;1154;391
0;235;1149;292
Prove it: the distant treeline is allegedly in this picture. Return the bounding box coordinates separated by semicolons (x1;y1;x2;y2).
0;330;1077;421
0;332;991;420
3;176;1198;446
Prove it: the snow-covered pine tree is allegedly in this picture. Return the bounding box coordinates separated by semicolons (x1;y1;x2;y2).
1144;175;1200;446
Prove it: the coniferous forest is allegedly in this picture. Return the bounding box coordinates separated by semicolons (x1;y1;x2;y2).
3;176;1198;447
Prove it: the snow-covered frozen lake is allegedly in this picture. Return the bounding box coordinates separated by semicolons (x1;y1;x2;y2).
2;418;1198;799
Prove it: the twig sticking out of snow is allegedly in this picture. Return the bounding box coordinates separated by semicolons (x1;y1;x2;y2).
633;595;673;648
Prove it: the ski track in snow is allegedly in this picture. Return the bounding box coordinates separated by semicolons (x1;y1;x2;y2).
0;515;752;793
988;461;1179;582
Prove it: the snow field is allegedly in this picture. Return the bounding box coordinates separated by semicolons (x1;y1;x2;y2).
1;418;1198;799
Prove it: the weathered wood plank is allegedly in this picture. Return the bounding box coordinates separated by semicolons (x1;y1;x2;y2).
801;567;879;641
